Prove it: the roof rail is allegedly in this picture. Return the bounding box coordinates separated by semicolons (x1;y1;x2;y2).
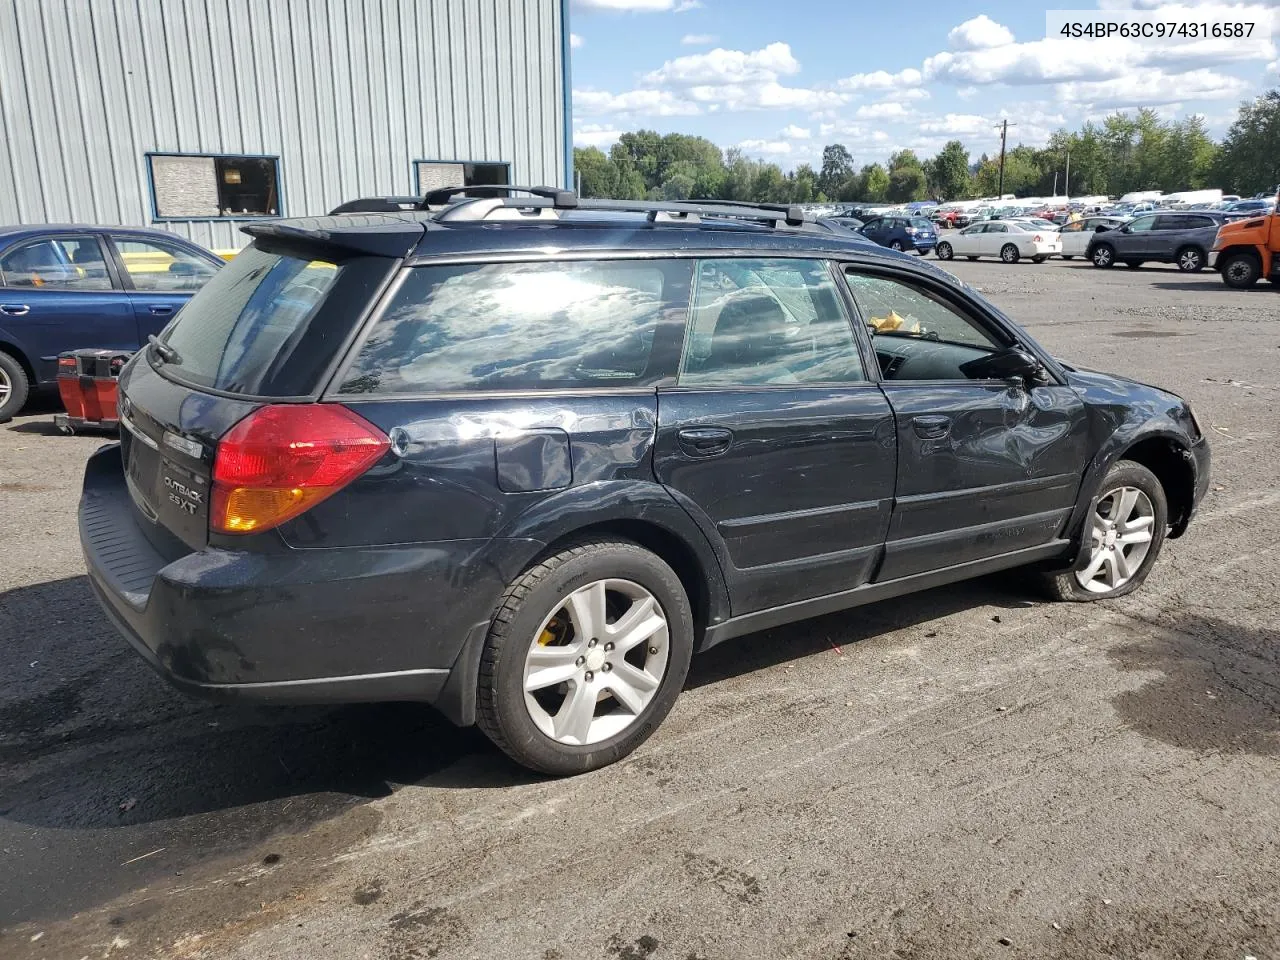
434;194;816;230
419;184;578;209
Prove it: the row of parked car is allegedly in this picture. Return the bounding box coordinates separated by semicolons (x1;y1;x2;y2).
823;207;1243;273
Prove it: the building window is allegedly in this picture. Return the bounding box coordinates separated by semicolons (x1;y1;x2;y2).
414;161;511;194
149;154;281;219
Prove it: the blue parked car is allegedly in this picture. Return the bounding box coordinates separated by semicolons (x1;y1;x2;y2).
0;225;224;419
857;215;937;255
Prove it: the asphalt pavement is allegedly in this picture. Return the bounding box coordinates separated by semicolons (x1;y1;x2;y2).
1;255;1277;959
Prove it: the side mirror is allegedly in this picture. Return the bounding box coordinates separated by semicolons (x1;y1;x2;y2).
1119;225;1131;233
958;347;1045;384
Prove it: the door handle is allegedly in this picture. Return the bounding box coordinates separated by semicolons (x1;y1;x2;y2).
1;303;29;316
677;426;733;458
148;305;174;316
912;415;952;440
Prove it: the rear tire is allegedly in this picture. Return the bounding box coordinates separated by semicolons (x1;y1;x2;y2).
476;539;694;775
1038;461;1168;602
1176;246;1206;272
1221;251;1261;289
0;351;30;422
1001;243;1020;264
1091;243;1115;268
890;240;905;251
936;242;953;260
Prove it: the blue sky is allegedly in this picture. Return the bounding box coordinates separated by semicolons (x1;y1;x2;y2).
567;0;1280;168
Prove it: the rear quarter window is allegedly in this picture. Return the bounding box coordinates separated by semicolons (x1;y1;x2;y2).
337;259;694;395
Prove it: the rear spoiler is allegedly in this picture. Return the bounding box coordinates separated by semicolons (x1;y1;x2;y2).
240;218;425;259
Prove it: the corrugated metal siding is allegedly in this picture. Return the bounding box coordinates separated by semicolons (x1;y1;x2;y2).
0;0;567;250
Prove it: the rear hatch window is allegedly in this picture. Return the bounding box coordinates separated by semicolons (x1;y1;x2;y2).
910;218;933;231
155;244;394;397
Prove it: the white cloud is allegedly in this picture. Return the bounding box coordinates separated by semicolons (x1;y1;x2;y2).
572;0;684;10
781;123;811;138
1055;67;1250;107
643;42;800;86
836;67;923;91
819;122;837;137
855;100;911;119
1270;58;1280;72
919;112;993;136
681;33;718;45
570;33;584;49
674;0;702;9
573;87;702;115
948;15;1015;51
956;86;979;99
685;81;844;110
737;138;792;156
573;124;624;149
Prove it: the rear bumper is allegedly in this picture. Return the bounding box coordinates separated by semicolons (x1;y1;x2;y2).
80;444;535;709
912;239;937;252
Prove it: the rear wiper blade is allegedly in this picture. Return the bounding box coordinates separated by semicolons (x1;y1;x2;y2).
148;334;182;365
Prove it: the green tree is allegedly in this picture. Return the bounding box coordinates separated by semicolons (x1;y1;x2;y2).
573;147;617;198
886;149;928;202
819;144;856;198
858;163;889;202
930;140;971;200
1213;91;1280;195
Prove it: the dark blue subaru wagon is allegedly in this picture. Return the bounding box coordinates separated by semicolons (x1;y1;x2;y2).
81;190;1210;774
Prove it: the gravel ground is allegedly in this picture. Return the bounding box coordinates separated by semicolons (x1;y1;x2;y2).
1;255;1278;960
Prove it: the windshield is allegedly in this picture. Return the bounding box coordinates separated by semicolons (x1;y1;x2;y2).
158;244;393;396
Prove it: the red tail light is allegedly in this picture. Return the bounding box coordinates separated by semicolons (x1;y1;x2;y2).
1032;234;1043;242
211;404;390;534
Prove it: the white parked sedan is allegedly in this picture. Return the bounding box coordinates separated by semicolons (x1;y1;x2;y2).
935;220;1062;263
1055;216;1127;259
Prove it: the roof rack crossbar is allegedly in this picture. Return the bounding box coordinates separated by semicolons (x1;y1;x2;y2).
419;184;578;209
433;194;817;230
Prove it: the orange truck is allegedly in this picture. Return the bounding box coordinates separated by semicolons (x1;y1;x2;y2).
1212;192;1280;288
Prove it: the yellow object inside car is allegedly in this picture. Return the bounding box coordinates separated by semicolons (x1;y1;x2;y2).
868;309;921;334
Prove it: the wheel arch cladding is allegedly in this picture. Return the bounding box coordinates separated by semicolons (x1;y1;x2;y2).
1117;436;1197;537
528;517;726;639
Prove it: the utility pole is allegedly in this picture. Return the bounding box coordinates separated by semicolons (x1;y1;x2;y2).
1052;171;1058;196
995;119;1015;197
1064;149;1071;199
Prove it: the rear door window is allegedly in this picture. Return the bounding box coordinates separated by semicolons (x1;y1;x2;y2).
337;259;694;395
679;258;864;386
157;244;393;396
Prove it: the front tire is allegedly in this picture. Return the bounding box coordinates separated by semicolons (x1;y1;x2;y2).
1001;243;1020;264
476;539;694;775
1221;251;1260;289
0;351;30;422
1092;243;1115;268
936;241;953;260
1039;461;1168;602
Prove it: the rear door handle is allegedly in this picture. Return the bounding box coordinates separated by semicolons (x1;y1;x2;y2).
912;415;952;440
1;303;29;316
677;427;733;458
149;305;174;316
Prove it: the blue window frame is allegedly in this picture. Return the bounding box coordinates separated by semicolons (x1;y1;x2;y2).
147;153;283;222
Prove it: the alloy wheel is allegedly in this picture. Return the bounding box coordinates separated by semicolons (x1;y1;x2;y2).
1094;246;1113;267
1075;486;1155;594
1179;249;1203;271
0;368;10;407
522;579;670;746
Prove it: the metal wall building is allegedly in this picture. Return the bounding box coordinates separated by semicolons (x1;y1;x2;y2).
0;0;572;250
